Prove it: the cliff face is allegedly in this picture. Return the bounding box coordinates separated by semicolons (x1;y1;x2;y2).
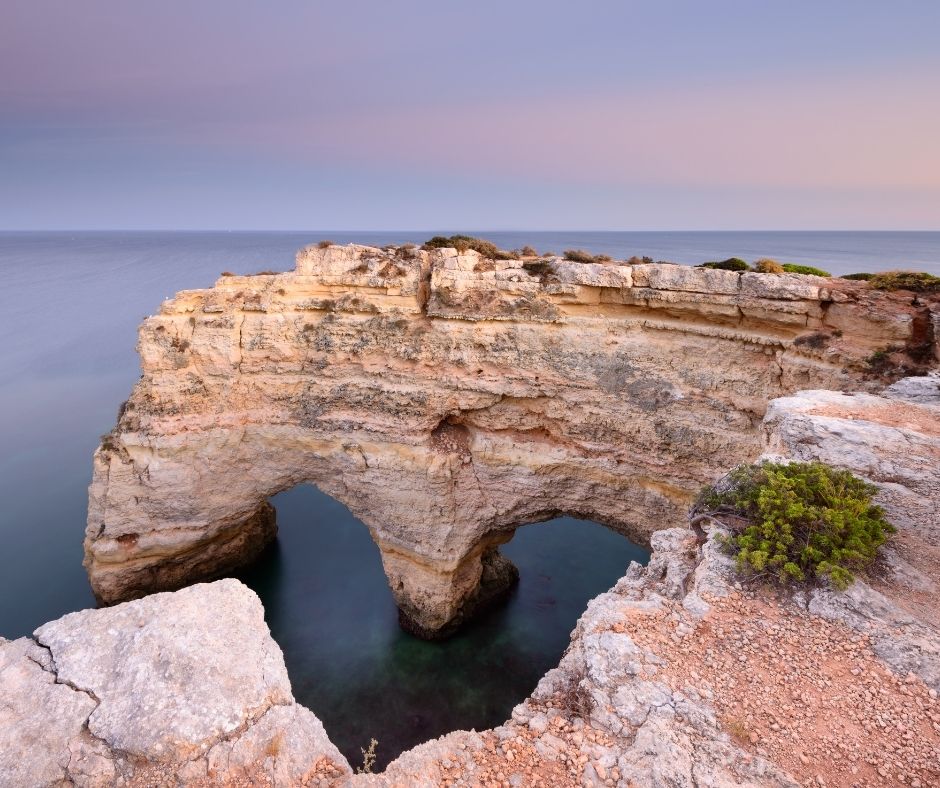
85;244;937;635
6;377;939;786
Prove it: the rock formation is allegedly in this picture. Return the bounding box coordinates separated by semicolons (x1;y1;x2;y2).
85;244;939;636
6;375;939;786
762;373;940;691
0;580;350;786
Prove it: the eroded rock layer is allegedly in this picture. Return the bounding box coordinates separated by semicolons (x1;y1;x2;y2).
86;244;938;634
7;377;939;785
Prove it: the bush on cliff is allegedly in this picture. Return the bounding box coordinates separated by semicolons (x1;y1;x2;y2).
868;270;940;294
695;461;894;590
698;257;751;272
522;259;554;278
754;258;785;274
563;249;599;264
841;272;874;281
780;263;831;277
423;235;501;259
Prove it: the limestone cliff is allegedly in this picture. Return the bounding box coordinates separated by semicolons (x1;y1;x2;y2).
85;244;938;635
6;377;939;786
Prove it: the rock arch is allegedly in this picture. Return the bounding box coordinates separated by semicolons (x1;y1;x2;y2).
85;243;937;636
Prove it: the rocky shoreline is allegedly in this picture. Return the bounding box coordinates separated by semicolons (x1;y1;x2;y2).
4;367;938;786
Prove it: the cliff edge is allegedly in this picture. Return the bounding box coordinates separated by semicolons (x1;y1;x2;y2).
5;375;939;786
85;244;939;637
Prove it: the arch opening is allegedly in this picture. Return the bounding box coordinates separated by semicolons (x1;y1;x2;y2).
233;482;650;771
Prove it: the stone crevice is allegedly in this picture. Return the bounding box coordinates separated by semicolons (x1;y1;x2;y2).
24;634;125;771
29;635;101;706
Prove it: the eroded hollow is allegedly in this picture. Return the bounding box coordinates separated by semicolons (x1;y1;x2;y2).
234;483;650;771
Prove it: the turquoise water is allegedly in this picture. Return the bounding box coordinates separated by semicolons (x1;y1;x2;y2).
1;231;937;765
238;486;647;767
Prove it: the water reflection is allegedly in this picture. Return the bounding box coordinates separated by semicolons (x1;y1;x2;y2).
236;484;650;769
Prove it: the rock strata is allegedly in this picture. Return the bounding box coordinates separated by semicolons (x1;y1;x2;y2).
85;244;938;636
6;375;940;785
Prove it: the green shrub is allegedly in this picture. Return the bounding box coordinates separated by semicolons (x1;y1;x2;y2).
868;270;940;293
781;263;831;277
696;461;894;590
865;345;903;373
423;235;500;258
841;272;873;281
699;257;751;272
754;258;785;274
563;249;597;264
422;235;453;249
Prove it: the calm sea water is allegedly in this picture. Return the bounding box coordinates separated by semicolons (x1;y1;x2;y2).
235;491;645;767
1;231;937;766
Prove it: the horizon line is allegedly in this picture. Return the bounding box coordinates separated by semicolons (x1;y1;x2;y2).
3;228;940;234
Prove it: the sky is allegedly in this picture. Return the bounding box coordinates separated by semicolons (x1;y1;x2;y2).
2;1;939;230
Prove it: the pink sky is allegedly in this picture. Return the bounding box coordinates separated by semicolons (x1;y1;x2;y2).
2;1;939;229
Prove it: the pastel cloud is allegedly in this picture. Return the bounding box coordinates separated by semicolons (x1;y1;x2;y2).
216;68;938;192
2;0;939;229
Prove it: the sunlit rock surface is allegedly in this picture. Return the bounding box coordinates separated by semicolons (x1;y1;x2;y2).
85;244;938;635
0;580;350;786
7;378;940;785
762;374;940;691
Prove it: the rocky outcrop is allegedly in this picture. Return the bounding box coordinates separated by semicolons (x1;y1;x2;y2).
85;244;938;635
0;580;350;787
365;378;940;786
8;374;940;785
8;530;938;787
761;373;940;691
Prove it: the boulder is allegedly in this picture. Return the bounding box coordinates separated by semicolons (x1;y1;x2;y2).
0;580;350;787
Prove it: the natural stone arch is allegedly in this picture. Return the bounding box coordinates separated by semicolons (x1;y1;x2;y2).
85;244;936;636
87;402;681;637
